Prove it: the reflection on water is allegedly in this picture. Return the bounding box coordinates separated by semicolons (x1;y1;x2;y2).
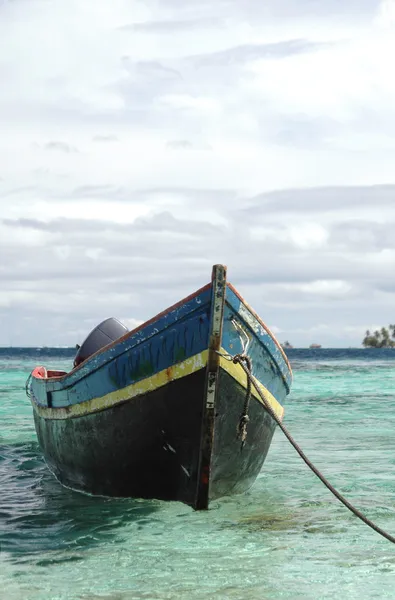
0;441;160;562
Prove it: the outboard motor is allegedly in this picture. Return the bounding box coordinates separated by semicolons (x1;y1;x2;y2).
74;317;129;368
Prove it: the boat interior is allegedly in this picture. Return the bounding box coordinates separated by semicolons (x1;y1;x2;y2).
32;366;67;379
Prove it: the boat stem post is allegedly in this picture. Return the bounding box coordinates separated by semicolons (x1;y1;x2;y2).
194;264;227;510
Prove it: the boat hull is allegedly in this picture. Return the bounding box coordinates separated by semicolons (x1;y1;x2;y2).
33;366;277;507
33;369;206;506
210;369;276;500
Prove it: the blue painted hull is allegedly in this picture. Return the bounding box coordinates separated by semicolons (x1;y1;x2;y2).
29;266;292;509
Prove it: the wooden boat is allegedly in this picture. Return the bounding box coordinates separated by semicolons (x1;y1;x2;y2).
27;265;292;510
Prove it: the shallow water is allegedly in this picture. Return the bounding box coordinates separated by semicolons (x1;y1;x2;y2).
1;348;395;599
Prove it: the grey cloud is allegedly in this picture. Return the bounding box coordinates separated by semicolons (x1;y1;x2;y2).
1;186;38;197
135;187;235;199
64;185;235;205
109;41;341;149
329;220;395;251
242;185;395;215
69;184;125;199
0;184;237;206
114;59;184;118
6;43;340;150
191;39;331;67
92;135;118;143
153;0;380;20
1;211;218;236
110;40;332;136
1;201;394;291
44;141;79;153
166;140;194;149
121;59;182;81
270;115;340;148
120;17;224;33
0;212;221;285
3;218;55;232
1;184;128;202
73;185;235;203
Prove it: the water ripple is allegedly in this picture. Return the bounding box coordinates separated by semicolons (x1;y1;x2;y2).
2;349;395;600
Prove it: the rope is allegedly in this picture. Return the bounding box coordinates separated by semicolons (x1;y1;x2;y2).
235;354;252;446
219;351;395;545
25;372;33;399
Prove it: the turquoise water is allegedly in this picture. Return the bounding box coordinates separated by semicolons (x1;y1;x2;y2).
1;348;395;600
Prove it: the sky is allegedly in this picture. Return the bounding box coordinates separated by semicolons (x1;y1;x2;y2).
1;0;395;348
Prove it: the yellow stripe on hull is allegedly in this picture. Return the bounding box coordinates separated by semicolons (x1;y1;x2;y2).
34;351;209;420
218;355;284;421
33;348;284;421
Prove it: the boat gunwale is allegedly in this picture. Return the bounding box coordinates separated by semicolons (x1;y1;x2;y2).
227;282;292;379
32;282;212;385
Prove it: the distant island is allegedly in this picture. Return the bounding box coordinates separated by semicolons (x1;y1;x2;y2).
363;325;395;348
281;342;323;349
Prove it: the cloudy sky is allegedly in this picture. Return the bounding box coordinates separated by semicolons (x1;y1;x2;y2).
1;0;395;348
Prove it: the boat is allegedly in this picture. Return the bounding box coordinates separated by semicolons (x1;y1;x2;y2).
281;341;293;350
309;344;322;349
27;265;292;510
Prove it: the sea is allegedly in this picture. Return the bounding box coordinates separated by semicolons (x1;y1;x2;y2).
1;347;395;600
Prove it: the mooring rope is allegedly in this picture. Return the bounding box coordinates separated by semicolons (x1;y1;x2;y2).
25;372;33;399
218;351;395;545
236;354;252;446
